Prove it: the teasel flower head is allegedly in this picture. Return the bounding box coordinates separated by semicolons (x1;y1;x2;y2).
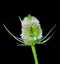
20;15;43;45
3;14;56;46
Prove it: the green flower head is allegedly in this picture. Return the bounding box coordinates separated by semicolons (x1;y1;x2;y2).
3;14;56;46
20;15;43;45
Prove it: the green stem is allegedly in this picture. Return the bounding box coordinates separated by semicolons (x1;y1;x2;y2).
31;45;39;64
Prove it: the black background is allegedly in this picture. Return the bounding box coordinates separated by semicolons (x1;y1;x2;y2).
0;1;59;64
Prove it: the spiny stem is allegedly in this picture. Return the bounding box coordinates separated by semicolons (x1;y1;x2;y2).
31;45;39;64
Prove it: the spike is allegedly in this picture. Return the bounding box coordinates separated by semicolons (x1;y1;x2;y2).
3;24;22;43
41;24;56;41
40;31;56;44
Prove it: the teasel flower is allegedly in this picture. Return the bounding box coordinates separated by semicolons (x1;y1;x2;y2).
3;15;56;64
20;15;43;45
3;14;56;46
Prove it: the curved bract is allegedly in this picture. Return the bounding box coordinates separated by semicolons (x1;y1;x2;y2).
3;24;23;43
41;24;56;41
3;15;56;46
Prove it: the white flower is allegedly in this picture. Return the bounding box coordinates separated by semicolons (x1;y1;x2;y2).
22;16;40;27
38;31;43;39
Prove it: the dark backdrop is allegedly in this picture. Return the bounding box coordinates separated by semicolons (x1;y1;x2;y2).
0;1;58;64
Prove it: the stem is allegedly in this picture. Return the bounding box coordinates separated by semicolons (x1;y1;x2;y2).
31;45;39;64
